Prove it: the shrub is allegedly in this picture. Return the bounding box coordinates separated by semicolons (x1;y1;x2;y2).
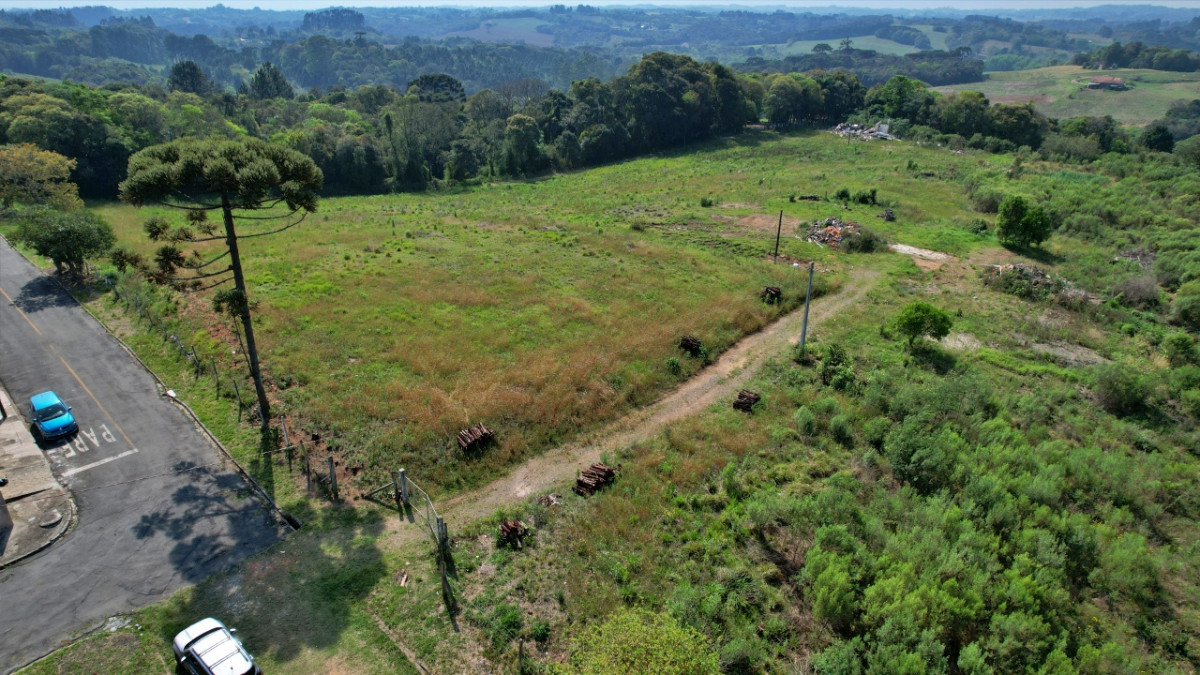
566;608;720;675
834;187;851;202
1165;332;1197;367
841;227;887;253
666;356;682;376
1115;276;1160;308
830;414;853;445
1094;363;1149;416
700;197;715;207
968;186;1005;213
794;406;818;436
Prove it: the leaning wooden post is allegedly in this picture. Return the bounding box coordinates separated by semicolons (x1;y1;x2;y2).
328;456;338;501
211;357;220;399
281;415;292;472
799;261;815;356
773;210;783;263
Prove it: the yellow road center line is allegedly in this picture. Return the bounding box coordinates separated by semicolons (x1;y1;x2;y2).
0;285;42;336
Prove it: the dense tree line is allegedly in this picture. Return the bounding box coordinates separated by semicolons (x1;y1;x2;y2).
1071;41;1200;72
736;47;984;87
1;43;1190;202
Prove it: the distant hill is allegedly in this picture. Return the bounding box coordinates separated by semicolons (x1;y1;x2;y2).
934;65;1200;126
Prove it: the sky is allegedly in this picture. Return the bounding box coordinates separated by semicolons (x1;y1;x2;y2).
8;0;1200;9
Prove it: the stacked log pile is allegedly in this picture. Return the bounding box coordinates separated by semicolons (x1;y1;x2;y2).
760;286;782;304
574;462;618;497
457;423;495;452
733;390;761;413
679;335;704;357
499;520;528;549
806;217;860;249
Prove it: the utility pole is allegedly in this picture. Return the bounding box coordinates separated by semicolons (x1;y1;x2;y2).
799;261;815;356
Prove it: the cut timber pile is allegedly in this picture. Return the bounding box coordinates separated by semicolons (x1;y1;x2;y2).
457;423;495;452
733;390;761;413
574;462;618;497
679;335;703;357
499;520;528;549
806;217;860;249
760;286;782;304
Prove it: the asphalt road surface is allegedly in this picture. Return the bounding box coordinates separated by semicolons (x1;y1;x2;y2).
0;239;285;672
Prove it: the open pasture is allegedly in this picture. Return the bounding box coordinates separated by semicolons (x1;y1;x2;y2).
94;131;1000;495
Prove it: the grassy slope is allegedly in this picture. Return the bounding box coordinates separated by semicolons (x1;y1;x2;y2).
93;131;993;498
935;65;1200;126
20;131;1200;672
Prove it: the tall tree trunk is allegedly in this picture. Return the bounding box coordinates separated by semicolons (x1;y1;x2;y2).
221;194;272;432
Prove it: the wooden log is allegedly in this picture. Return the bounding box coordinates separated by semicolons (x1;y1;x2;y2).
678;335;703;357
760;286;782;304
733;390;761;413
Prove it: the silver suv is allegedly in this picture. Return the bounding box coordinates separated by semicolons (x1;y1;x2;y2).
172;618;262;675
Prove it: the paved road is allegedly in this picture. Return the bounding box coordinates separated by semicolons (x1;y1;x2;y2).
0;239;285;672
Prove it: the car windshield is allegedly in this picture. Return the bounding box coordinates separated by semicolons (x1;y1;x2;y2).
36;403;68;421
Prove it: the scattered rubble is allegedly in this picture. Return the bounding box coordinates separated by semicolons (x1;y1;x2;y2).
760;286;782;304
536;493;562;508
733;390;761;413
806;217;861;248
983;264;1068;299
456;423;495;452
498;520;528;549
832;122;896;141
574;462;618;497
1115;247;1154;270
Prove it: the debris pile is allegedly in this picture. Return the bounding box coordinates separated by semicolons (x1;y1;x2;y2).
832;122;895;141
574;462;618;497
457;423;495;452
760;286;782;304
983;264;1067;299
807;217;861;249
679;335;704;357
499;520;528;549
1115;248;1154;270
536;493;562;508
879;208;895;222
733;390;761;413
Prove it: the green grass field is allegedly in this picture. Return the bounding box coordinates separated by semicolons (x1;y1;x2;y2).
18;127;1200;673
935;65;1200;126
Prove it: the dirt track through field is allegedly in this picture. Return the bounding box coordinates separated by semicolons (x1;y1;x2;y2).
382;267;878;550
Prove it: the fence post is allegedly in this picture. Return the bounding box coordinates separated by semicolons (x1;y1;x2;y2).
397;468;408;508
281;415;292;472
328;456;338;501
302;441;311;491
211;357;219;398
232;380;243;421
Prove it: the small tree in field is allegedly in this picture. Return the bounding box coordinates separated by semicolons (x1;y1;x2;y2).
119;138;322;434
996;194;1053;248
895;302;953;346
13;207;114;276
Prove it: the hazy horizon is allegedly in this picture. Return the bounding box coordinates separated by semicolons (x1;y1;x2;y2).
8;0;1200;10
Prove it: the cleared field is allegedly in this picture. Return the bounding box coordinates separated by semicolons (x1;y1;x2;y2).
441;17;555;47
94;131;997;496
935;65;1200;125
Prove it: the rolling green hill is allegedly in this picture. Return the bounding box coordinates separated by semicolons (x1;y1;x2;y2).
935;65;1200;126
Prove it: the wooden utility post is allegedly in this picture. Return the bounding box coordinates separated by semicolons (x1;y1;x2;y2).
799;261;815;356
773;210;783;263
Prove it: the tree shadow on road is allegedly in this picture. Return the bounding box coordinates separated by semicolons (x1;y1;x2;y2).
132;460;286;583
12;274;77;313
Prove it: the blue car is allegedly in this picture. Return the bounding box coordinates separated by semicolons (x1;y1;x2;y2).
30;391;78;440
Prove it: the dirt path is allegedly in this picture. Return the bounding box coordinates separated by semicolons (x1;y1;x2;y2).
383;267;878;549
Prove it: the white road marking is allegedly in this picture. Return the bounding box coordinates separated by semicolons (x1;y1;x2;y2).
61;449;139;477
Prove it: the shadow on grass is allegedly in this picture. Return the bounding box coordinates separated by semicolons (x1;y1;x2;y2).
910;342;958;375
1003;243;1065;265
154;500;389;665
